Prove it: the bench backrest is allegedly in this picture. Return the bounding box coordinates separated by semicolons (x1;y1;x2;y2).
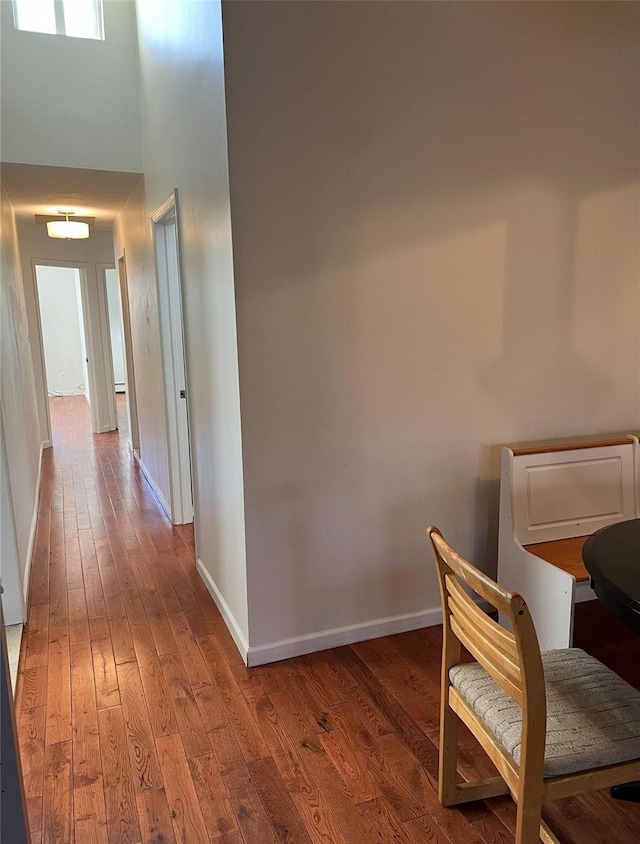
506;438;637;546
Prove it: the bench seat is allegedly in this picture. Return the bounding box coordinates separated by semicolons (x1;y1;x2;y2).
523;537;589;582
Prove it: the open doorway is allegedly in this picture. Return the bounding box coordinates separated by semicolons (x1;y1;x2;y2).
105;267;126;395
33;260;117;441
152;190;194;525
35;264;91;414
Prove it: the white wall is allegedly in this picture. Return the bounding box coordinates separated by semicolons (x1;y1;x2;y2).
0;0;142;172
222;1;640;651
36;266;87;396
0;186;43;624
17;223;117;443
115;0;248;644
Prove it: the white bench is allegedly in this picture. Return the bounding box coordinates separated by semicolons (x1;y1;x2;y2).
498;435;639;651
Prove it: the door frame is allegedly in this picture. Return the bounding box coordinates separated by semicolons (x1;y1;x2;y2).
116;252;140;455
31;259;117;437
151;189;194;525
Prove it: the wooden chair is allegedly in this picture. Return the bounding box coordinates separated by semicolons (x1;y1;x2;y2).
428;525;640;844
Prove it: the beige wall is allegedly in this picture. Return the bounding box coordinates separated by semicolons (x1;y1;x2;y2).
222;1;640;649
0;0;142;172
0;187;42;623
114;1;248;644
113;179;172;509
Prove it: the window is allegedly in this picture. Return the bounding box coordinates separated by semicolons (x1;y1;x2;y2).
12;0;104;40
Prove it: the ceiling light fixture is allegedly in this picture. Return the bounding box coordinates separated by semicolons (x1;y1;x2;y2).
46;210;90;240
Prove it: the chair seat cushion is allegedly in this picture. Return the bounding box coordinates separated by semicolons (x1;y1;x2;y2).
449;648;640;777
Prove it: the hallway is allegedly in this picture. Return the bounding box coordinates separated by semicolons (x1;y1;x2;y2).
16;395;244;843
15;396;640;844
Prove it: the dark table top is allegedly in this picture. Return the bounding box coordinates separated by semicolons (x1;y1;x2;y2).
583;518;640;630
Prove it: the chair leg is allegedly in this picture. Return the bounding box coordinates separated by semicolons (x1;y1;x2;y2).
438;698;460;806
514;793;544;844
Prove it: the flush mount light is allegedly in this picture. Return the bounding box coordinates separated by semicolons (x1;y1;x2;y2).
46;210;90;240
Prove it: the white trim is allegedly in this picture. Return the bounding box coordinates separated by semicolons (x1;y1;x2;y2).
196;557;249;663
133;451;171;521
95;263;118;432
151;190;194;526
23;442;45;612
117;252;140;456
245;607;444;668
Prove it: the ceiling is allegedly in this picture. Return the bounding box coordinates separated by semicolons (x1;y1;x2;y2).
1;162;142;227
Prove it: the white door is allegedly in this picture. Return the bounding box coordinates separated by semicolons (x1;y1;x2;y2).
153;193;193;525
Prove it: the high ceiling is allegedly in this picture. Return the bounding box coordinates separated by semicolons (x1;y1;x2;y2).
1;162;142;227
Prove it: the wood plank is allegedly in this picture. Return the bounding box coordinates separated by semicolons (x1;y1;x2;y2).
116;660;163;793
136;789;178;844
25;604;50;669
361;797;452;844
291;789;350;844
269;689;378;843
187;752;241;843
89;616;111;643
319;723;382;803
248;756;314;844
159;651;210;759
193;683;228;733
42;740;72;844
26;797;43;837
252;695;315;795
97;705;142;844
20;664;48;711
129;616;179;738
70;640;101;789
336;646;441;780
145;602;178;656
47;550;69;633
217;757;280;844
165;611;212;688
155;733;210;843
199;635;270;763
45;629;71;746
68;587;90;645
74;780;108;844
91;638;121;710
18;706;46;803
107;613;135;666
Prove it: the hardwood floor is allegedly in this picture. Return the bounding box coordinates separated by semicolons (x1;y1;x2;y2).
15;395;640;843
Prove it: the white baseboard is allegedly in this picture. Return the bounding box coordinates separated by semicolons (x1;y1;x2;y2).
23;441;45;615
196;558;249;663
246;606;444;667
133;452;172;521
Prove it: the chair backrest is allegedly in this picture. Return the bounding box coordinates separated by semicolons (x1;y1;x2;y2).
428;526;546;773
